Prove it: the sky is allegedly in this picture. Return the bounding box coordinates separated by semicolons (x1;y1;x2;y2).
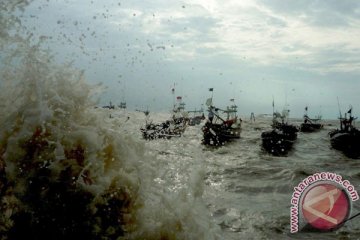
15;0;360;119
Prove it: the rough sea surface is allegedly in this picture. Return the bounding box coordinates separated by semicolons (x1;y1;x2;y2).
1;1;360;239
111;110;360;239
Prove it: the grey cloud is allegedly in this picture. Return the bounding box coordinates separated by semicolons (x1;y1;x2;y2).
309;47;360;71
258;0;360;27
307;11;349;27
266;16;287;27
14;0;360;118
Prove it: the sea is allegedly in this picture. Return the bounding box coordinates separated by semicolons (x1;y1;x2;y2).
113;111;360;240
1;1;360;239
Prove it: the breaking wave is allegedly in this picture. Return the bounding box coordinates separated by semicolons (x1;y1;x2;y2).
0;2;219;239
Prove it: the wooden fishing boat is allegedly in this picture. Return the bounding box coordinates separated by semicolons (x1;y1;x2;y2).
261;108;298;156
202;103;241;146
329;107;360;158
300;107;323;132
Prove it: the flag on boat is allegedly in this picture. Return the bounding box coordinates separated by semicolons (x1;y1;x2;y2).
305;106;308;111
171;83;176;94
209;88;213;91
230;98;234;102
177;96;182;100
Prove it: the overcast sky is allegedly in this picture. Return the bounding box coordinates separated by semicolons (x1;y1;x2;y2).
18;0;360;119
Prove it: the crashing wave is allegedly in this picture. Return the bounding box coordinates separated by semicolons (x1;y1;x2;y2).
0;1;218;239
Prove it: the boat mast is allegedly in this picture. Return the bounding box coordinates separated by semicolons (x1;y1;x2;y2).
172;83;176;111
210;87;214;104
272;95;275;122
337;97;343;130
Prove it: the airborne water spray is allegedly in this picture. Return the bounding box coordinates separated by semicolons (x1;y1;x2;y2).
0;1;220;240
0;2;140;239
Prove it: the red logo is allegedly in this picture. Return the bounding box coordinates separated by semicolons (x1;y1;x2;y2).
301;183;350;231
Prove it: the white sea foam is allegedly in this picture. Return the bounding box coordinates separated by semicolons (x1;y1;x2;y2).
0;2;220;239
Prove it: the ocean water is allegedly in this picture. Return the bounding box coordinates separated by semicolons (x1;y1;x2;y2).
114;111;360;239
1;1;360;240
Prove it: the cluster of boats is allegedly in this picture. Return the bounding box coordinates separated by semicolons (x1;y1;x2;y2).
260;106;360;159
261;107;322;156
140;95;242;147
138;95;360;159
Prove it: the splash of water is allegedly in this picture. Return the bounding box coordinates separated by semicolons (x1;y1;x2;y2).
0;1;219;239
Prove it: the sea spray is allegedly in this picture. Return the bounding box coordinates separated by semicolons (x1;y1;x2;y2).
0;1;220;239
0;38;142;239
0;1;128;238
130;140;220;240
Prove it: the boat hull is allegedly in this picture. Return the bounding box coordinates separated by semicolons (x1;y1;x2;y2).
300;123;323;132
141;119;187;140
202;122;241;146
330;130;360;158
273;123;298;140
261;130;296;156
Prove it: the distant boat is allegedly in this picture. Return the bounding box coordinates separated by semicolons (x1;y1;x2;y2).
118;102;127;109
141;118;187;140
261;109;298;156
329;107;360;158
202;103;241;146
171;96;189;127
300;106;323;132
141;97;188;140
102;101;115;109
